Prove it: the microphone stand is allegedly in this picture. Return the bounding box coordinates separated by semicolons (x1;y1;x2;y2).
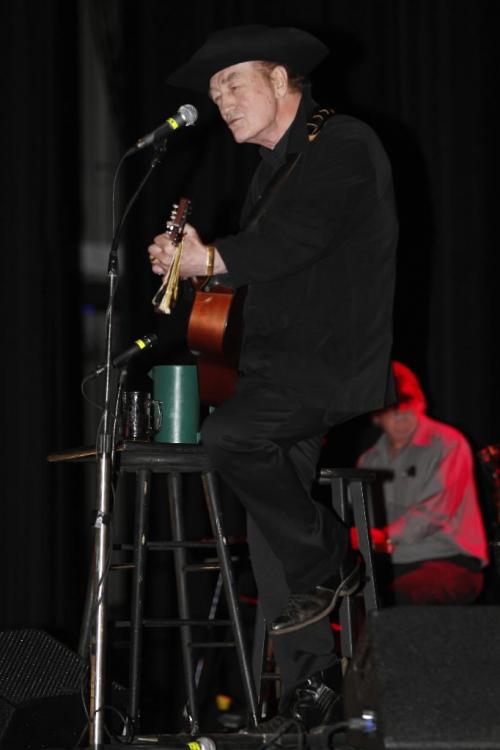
89;142;168;749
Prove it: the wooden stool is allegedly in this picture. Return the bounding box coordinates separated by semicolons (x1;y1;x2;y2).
114;442;258;734
252;467;379;712
319;467;379;659
49;442;258;735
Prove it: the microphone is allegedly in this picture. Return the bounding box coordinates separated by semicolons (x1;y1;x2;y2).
93;333;158;377
153;739;215;750
189;740;216;750
135;104;198;150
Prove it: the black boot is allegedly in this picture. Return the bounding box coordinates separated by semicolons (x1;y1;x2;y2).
270;558;362;635
289;666;343;729
241;663;343;735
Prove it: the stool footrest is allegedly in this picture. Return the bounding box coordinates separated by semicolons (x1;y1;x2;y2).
148;541;217;550
184;563;221;572
114;618;233;628
190;642;235;649
115;541;218;552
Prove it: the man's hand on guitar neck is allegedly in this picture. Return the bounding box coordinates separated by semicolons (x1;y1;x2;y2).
148;223;227;278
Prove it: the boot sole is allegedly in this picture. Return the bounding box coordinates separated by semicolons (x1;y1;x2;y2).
270;561;362;636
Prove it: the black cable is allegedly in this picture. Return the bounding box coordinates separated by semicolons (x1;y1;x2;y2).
102;704;132;744
76;100;168;749
70;719;89;750
109;144;167;263
80;375;105;412
80;478;135;745
111;368;127;470
258;718;306;750
112;148;133;236
88;469;118;612
69;666;90;749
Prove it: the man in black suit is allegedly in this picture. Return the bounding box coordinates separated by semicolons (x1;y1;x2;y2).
149;25;397;731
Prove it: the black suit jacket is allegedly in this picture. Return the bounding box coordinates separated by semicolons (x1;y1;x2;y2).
216;94;398;419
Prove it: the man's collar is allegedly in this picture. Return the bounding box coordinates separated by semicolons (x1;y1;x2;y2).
259;125;290;166
259;85;317;164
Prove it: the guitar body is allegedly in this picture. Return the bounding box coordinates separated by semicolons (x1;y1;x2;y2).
188;284;245;405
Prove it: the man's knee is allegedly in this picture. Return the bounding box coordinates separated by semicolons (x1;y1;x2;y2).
201;409;244;456
201;408;261;463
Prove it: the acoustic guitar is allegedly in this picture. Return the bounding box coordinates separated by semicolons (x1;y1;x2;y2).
188;279;245;406
153;198;244;406
152;197;192;313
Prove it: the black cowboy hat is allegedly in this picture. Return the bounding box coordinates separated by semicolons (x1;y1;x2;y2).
166;25;329;93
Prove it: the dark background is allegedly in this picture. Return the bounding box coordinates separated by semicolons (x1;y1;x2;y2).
1;0;498;733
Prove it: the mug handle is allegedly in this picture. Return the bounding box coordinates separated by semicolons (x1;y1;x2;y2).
152;400;163;432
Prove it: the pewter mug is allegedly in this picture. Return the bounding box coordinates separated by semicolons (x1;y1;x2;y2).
122;391;162;441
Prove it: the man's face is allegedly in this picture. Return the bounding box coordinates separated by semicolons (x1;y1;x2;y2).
209;61;280;147
373;406;419;446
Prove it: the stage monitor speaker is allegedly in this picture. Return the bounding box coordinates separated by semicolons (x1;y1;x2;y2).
343;606;500;750
0;628;88;749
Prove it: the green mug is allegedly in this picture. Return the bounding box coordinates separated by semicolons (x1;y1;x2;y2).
149;365;200;444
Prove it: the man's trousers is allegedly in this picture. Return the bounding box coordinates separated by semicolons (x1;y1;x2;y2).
201;376;351;700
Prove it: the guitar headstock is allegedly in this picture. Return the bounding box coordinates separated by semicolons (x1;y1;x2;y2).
165;197;191;245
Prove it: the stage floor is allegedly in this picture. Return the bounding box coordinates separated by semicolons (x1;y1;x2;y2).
63;727;353;749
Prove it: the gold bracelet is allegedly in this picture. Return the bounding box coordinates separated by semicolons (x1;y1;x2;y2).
206;245;215;276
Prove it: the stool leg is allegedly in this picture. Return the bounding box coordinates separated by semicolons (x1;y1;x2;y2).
167;472;199;734
331;477;356;659
252;604;279;721
252;602;266;706
202;470;259;728
128;468;151;731
349;480;379;612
